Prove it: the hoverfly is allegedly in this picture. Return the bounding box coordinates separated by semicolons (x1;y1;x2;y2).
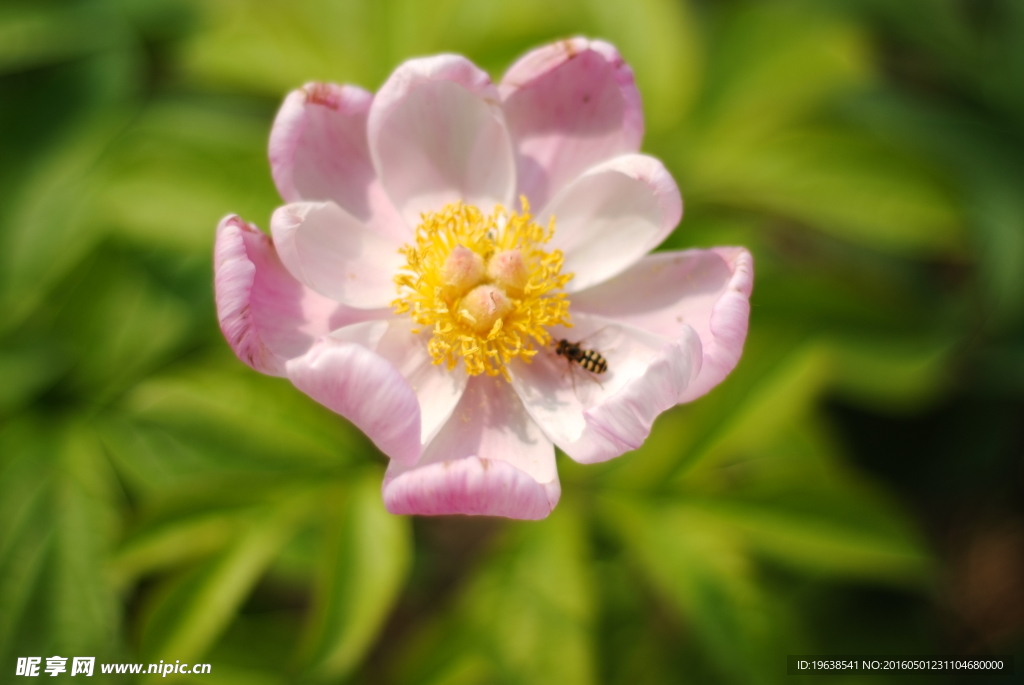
550;330;616;402
553;338;609;374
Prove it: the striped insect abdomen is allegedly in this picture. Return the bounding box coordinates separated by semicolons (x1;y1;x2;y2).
579;349;608;374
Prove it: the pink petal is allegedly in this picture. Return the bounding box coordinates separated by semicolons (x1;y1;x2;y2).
500;38;644;210
286;335;422;465
571;248;753;403
213;215;378;376
383;376;559;519
538;154;682;292
331;319;468;446
270;201;404;309
367;55;516;226
268;83;408;243
510;313;702;464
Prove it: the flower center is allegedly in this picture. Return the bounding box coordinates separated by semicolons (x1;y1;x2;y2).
393;200;572;378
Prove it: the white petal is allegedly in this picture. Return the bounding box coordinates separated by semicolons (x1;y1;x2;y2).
539;154;682;292
383;375;559;519
571;248;754;403
368;54;516;226
286;336;422;465
214;215;385;376
500;38;644;210
268;82;409;243
510;313;701;464
331;319;468;446
270;201;404;309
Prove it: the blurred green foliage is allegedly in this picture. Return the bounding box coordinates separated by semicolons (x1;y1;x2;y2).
1;0;1022;683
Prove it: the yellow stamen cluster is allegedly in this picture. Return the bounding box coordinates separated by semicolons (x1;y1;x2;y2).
393;200;573;378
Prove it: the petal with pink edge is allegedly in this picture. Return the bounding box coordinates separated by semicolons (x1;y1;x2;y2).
368;55;516;226
571;248;753;403
383;375;559;519
270;201;404;309
214;215;380;376
331;319;468;446
510;313;702;464
268;83;369;207
286;335;421;465
268;83;408;243
539;154;682;292
500;38;644;210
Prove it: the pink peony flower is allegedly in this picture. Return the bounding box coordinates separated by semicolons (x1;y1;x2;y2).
214;39;753;520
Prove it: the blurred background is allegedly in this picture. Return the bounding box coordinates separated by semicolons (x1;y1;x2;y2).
1;0;1022;682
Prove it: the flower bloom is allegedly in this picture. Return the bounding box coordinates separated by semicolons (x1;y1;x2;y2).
214;39;753;520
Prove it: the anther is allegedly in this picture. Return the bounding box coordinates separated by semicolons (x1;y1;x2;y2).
461;285;512;335
487;249;529;293
442;245;485;295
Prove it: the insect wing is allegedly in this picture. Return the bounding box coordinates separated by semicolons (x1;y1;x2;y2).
577;325;622;354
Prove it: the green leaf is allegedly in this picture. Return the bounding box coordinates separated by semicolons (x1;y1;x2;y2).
50;425;125;653
826;334;953;412
392;504;596;685
584;0;703;132
298;470;411;680
680;414;931;585
604;331;951;492
693;495;930;585
51;251;193;401
687;129;963;255
182;0;622;96
180;0;391;94
600;494;785;684
0;342;70;417
685;340;833;463
743;235;948;338
109;463;343;591
0;420;56;662
844;0;1024;119
0;2;130;75
103;359;366;493
688;3;870;145
847;92;1024;326
109;511;246;591
0;419;123;663
589;325;824;488
174;665;287;685
462;504;596;685
667;3;964;256
97;101;281;253
0;114;131;331
139;491;314;667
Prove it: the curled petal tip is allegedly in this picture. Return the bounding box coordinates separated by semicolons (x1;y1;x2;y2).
383;456;558;520
214;215;286;376
287;336;423;466
501;37;644;208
